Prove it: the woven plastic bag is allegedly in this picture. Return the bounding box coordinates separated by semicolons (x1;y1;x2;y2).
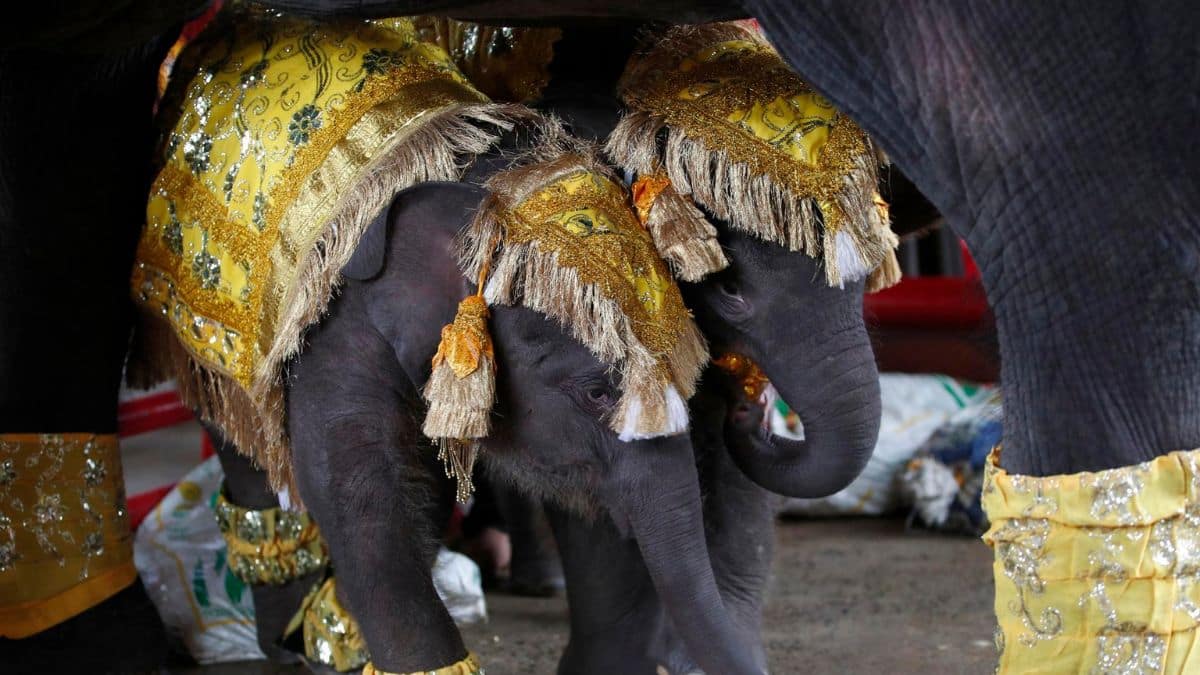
133;456;264;664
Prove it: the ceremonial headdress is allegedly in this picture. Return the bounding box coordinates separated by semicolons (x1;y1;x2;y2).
423;122;708;499
607;22;900;289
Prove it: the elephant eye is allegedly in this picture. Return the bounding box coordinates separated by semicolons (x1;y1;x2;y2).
587;386;614;405
718;279;741;298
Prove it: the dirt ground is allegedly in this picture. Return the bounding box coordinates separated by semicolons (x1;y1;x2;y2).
184;517;996;675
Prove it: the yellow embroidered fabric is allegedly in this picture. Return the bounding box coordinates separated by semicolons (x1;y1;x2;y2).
0;434;135;638
464;145;708;442
285;576;370;672
133;9;485;391
363;651;483;675
612;24;898;290
627;37;867;228
982;447;1200;673
213;487;327;586
413;17;559;103
506;170;684;363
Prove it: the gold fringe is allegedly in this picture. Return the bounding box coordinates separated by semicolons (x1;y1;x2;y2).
130;103;532;498
633;172;728;282
608;23;899;290
422;293;497;502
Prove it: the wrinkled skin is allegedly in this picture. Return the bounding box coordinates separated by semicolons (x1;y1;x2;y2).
281;179;757;674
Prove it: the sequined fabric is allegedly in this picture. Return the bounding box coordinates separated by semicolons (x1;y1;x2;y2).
128;5;515;495
413;17;559;103
133;9;485;391
286;576;370;672
213;486;327;586
983;447;1200;673
363;651;484;675
0;434;135;637
505;170;686;365
611;23;898;290
622;35;867;231
464;148;709;442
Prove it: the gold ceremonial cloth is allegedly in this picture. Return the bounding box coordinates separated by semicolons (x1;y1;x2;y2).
129;7;507;491
133;10;484;391
983;447;1200;673
0;434;134;638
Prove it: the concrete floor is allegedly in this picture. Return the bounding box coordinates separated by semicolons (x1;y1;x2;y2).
172;517;996;675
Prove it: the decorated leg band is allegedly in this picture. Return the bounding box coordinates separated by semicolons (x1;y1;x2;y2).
0;433;136;638
213;484;327;585
982;447;1200;673
284;575;369;672
363;651;483;675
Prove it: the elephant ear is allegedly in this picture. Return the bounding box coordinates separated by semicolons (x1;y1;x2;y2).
341;206;391;281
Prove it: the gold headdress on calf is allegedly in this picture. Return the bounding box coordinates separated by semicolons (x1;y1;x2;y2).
424;121;709;499
127;7;530;496
607;23;900;290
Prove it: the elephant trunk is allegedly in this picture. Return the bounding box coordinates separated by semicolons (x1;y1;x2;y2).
734;323;882;498
617;437;761;675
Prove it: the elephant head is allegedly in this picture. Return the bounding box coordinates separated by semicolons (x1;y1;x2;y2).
528;23;889;501
683;229;883;499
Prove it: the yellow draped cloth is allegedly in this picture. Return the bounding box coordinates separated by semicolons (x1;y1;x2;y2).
130;7;502;492
983;447;1200;673
0;434;134;637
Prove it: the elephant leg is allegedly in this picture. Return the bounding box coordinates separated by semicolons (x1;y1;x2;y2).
287;328;465;672
546;505;660;675
204;422;320;665
491;482;564;597
0;31;172;671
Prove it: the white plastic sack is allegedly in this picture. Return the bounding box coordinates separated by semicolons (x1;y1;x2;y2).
777;374;997;517
134;456;264;664
434;547;487;625
135;456;488;664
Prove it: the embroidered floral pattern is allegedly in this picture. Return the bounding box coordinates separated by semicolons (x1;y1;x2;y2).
983;448;1200;674
288;105;323;146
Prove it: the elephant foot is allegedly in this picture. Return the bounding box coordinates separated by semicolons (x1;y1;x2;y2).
0;577;167;674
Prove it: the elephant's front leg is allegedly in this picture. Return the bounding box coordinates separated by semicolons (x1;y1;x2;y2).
287;321;464;672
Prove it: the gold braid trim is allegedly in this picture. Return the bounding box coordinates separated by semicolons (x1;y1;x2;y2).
0;434;135;638
608;23;899;290
213;486;327;586
456;119;708;441
364;652;483;675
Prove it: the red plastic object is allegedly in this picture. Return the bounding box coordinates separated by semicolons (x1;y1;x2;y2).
864;276;990;329
118;390;193;437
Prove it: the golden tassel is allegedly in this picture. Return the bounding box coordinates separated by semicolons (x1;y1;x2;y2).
422;260;497;502
632;171;728;282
